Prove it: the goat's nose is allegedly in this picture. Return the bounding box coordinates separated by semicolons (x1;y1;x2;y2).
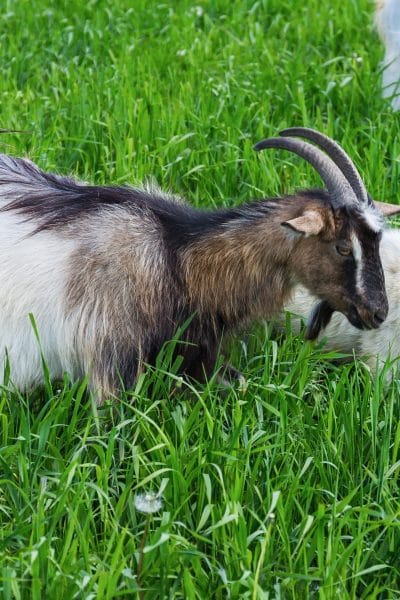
373;311;385;326
371;304;388;327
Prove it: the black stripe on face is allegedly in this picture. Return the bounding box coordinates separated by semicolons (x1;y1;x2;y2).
345;206;388;321
330;205;387;330
354;222;383;294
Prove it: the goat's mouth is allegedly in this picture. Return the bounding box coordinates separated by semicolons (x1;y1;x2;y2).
347;305;384;331
305;300;386;340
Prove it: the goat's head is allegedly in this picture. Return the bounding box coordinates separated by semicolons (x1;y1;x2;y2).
254;127;400;338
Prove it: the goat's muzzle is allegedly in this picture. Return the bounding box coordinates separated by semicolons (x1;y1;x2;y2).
347;299;388;331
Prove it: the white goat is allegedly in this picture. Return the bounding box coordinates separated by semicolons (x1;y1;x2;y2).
375;0;400;110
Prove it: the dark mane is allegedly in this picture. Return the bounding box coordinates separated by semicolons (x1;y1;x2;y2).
0;154;180;230
0;154;332;244
0;154;275;239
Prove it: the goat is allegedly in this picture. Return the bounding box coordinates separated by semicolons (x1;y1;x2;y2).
285;226;400;373
0;127;395;402
375;0;400;110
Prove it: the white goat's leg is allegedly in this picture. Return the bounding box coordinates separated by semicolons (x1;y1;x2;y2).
376;0;400;110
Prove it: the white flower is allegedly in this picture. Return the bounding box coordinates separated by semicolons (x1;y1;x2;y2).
134;492;163;514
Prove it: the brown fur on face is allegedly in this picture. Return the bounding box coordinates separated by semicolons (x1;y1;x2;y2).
287;205;387;327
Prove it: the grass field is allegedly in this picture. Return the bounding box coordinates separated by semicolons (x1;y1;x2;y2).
1;0;400;598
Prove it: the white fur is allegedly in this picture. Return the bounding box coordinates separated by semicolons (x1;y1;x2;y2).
285;228;400;372
350;231;364;295
361;203;384;233
376;0;400;111
0;212;79;388
0;154;80;388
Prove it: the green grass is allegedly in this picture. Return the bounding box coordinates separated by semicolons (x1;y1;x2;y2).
1;0;400;598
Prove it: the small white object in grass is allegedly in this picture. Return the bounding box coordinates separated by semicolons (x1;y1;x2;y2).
237;374;247;393
134;492;163;514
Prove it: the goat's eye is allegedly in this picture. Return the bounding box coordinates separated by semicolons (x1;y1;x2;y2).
335;244;352;257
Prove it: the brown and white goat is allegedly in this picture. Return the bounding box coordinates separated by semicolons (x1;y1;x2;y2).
0;128;395;401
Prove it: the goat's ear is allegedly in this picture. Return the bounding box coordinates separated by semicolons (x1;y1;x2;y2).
282;210;324;237
373;200;400;217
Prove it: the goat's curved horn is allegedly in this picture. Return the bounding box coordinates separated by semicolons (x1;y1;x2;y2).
253;136;358;208
279;127;369;205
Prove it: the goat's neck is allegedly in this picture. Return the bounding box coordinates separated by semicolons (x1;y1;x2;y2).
181;210;295;326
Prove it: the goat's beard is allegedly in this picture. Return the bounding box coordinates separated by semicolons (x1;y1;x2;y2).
305;300;335;340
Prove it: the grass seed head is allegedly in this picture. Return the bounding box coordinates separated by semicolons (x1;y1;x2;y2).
134;492;163;514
